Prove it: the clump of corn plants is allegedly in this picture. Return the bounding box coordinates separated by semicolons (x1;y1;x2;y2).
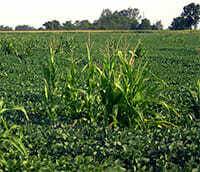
96;41;177;128
61;35;99;122
42;38;79;122
42;37;177;128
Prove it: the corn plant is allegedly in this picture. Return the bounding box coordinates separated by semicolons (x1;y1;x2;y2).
62;44;88;121
59;36;76;55
47;37;76;56
0;38;34;63
81;41;99;122
0;100;29;121
187;80;200;120
133;39;147;59
0;100;28;168
0;39;14;55
43;42;60;122
12;40;34;63
42;37;83;122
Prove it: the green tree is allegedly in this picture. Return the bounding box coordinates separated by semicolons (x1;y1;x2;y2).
170;3;200;30
169;17;190;30
152;20;163;30
0;25;12;31
95;9;114;29
130;19;139;29
15;25;35;31
181;3;200;29
43;20;62;30
138;18;151;30
95;8;141;30
62;21;74;30
74;20;93;30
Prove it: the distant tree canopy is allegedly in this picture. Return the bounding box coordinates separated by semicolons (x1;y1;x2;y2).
170;3;200;30
43;20;62;30
152;20;163;30
0;25;12;31
42;8;163;30
15;25;36;31
62;21;74;30
93;8;142;29
1;3;200;31
138;18;151;30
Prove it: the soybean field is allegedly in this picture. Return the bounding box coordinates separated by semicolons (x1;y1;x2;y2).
0;31;200;171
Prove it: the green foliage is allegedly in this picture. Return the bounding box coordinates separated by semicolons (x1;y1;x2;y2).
41;7;161;30
170;2;200;30
187;80;200;120
43;20;62;30
15;25;36;31
43;41;60;122
0;100;28;169
0;31;200;171
96;43;177;127
0;38;35;63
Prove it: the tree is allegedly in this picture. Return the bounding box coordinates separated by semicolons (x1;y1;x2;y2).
15;25;35;31
138;18;151;30
74;20;93;30
95;9;114;29
181;3;200;29
0;25;12;31
169;3;200;30
101;9;112;18
152;20;163;30
169;17;190;30
63;21;74;30
95;8;141;30
121;8;141;20
43;20;62;30
130;19;139;29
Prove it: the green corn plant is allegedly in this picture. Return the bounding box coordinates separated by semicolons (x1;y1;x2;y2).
0;100;28;168
0;38;34;63
46;37;76;57
96;40;178;128
96;44;125;127
12;40;34;63
0;39;14;55
59;36;76;55
187;80;200;120
63;48;86;120
81;40;99;122
63;34;98;122
133;39;147;59
43;42;60;122
0;100;29;121
0;118;28;168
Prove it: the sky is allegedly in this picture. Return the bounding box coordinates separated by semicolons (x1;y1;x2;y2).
0;0;199;28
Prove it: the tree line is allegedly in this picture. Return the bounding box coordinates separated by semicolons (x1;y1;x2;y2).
0;2;199;31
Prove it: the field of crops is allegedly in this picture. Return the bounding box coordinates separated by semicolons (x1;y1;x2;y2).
0;31;200;171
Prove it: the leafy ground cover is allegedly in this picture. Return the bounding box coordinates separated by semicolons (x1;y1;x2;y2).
0;31;200;171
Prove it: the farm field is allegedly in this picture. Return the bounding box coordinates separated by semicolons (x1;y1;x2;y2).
0;31;200;171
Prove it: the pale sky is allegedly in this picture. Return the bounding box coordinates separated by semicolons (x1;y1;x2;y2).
0;0;199;28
